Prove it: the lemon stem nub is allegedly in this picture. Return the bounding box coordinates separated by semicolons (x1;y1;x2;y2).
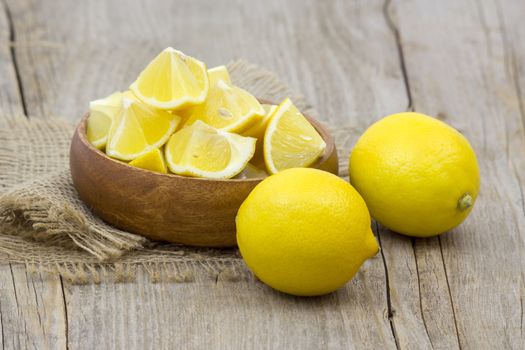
458;193;473;211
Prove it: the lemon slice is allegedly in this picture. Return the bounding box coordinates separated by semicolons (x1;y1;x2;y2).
106;98;181;161
130;47;209;110
208;65;231;86
185;80;265;133
165;120;256;179
87;91;123;149
264;98;326;174
129;148;167;173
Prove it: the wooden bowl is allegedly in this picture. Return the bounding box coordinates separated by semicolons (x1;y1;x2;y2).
70;107;338;247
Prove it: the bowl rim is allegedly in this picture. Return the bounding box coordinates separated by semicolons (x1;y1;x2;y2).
75;99;336;183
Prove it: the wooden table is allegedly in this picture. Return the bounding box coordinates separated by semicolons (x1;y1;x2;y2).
0;0;523;349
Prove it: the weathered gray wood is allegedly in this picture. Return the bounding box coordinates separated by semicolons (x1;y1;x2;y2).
392;0;525;348
1;0;524;349
498;0;525;345
64;260;395;350
0;0;24;117
0;255;67;349
5;0;408;125
0;3;67;349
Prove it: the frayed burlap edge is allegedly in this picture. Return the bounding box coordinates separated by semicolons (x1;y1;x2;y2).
0;194;147;261
0;234;251;284
0;59;359;284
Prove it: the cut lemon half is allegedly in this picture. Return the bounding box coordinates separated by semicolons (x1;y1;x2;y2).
185;80;265;133
129;148;167;173
130;47;209;110
208;65;231;86
165;120;256;179
264;98;326;174
106;97;181;161
87;91;124;149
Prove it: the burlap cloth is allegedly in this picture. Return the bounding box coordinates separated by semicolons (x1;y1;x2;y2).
0;61;357;284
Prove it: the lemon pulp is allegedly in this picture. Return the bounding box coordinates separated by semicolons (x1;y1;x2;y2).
263;98;326;174
128;148;167;173
106;98;180;160
165;120;256;179
185;80;265;133
87;91;124;149
130;47;209;110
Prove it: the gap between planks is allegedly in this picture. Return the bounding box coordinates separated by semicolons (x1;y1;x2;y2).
1;0;27;116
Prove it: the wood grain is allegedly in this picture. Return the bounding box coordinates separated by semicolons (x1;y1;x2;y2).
0;0;24;117
392;0;525;348
63;260;397;350
0;254;67;349
0;3;68;350
0;0;524;349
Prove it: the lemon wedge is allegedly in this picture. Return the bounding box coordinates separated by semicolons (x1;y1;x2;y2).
174;66;232;119
208;65;231;86
122;90;142;101
243;104;277;166
87;91;124;149
243;103;277;139
264;98;326;174
185;80;265;133
130;47;209;110
106;98;181;161
165;120;256;179
129;148;167;173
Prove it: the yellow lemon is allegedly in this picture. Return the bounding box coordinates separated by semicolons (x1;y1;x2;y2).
207;65;231;86
185;80;265;133
87;91;123;149
106;97;181;161
130;47;209;110
165;120;256;179
236;168;379;296
349;112;480;237
128;148;167;174
264;98;326;174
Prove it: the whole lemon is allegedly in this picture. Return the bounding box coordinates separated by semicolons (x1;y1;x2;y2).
349;112;480;237
236;168;379;296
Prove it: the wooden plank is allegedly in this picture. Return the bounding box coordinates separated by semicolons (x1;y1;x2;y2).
391;0;525;348
0;256;67;349
374;2;462;349
0;2;68;350
498;0;525;344
2;0;414;348
5;0;408;124
64;261;395;350
0;0;25;117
